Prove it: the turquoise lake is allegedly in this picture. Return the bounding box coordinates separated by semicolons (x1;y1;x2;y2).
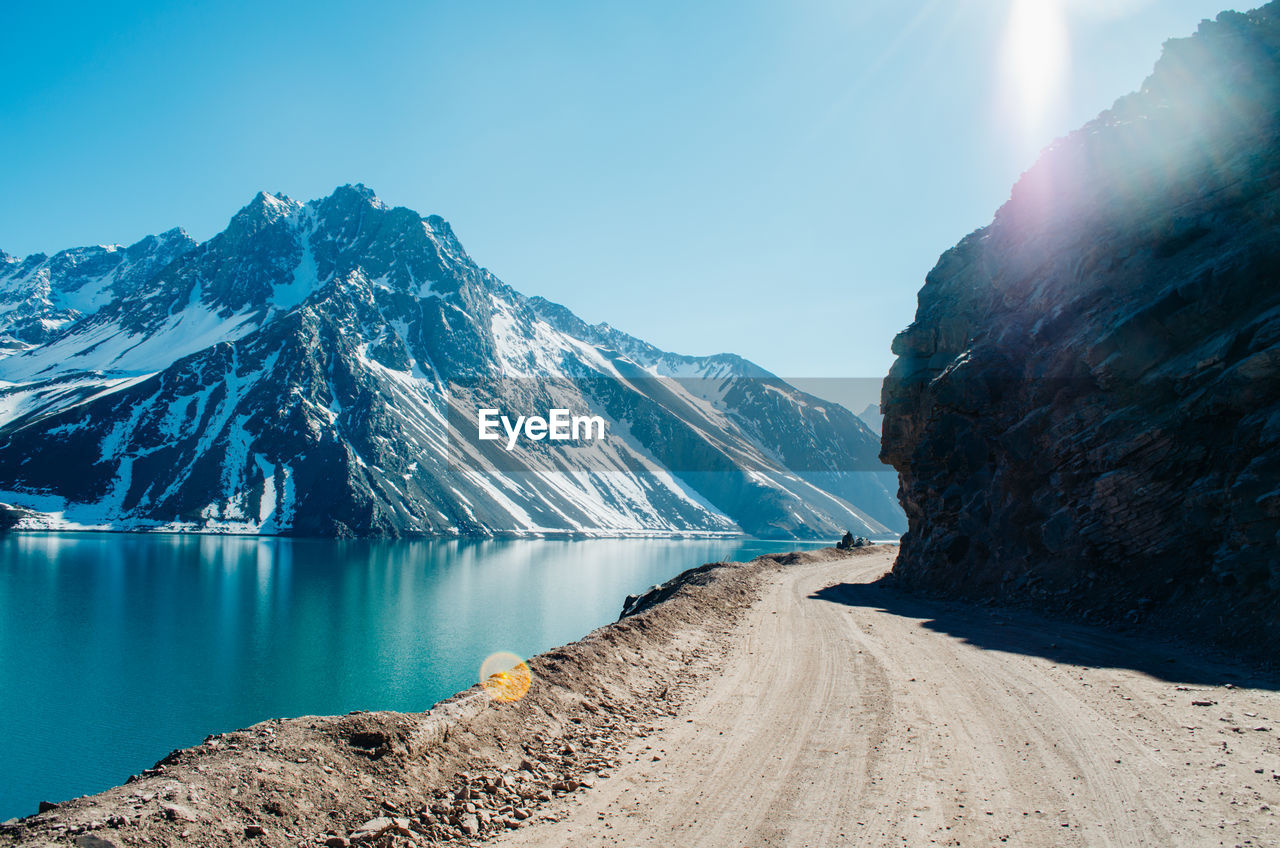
0;533;826;820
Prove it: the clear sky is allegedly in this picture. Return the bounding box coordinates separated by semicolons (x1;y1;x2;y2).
0;0;1245;387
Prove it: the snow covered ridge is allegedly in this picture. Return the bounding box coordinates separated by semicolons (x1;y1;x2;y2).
0;184;905;539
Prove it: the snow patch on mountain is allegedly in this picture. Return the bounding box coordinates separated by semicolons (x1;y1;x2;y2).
0;185;905;539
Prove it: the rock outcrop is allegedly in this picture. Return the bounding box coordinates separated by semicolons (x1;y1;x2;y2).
881;4;1280;649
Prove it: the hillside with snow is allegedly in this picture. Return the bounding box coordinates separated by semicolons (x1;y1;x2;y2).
0;186;903;538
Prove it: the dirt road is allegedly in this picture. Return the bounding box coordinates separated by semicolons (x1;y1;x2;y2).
494;547;1280;848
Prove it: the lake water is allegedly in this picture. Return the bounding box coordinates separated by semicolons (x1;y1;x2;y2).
0;533;824;820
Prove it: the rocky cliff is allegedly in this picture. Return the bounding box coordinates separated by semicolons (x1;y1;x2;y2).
881;4;1280;648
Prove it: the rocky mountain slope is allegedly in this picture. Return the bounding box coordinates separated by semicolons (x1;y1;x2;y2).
0;186;902;538
856;403;882;435
881;4;1280;648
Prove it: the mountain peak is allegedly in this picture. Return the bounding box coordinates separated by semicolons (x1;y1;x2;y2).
123;227;195;260
331;182;381;203
320;184;388;217
228;191;300;232
423;213;461;244
251;190;293;209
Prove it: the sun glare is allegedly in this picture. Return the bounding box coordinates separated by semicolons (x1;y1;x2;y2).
480;651;533;704
1002;0;1070;132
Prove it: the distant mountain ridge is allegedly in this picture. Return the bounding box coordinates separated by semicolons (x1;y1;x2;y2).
0;186;904;538
856;403;882;435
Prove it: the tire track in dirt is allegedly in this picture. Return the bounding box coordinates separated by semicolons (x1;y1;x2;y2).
494;548;1280;848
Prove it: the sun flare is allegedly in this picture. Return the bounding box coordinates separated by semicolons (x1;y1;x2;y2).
480;651;533;704
1002;0;1069;128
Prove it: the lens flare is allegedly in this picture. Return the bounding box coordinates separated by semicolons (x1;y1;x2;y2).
1001;0;1069;134
480;651;533;703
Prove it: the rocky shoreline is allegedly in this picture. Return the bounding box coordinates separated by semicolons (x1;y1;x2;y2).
1;548;848;848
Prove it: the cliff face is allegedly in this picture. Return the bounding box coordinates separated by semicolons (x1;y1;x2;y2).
881;5;1280;645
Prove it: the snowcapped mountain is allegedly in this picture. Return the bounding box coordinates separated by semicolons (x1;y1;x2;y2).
857;403;882;435
0;185;903;538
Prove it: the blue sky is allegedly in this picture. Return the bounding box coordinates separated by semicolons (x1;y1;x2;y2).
0;0;1243;387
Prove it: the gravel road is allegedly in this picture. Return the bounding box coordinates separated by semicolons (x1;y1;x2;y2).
496;547;1280;848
